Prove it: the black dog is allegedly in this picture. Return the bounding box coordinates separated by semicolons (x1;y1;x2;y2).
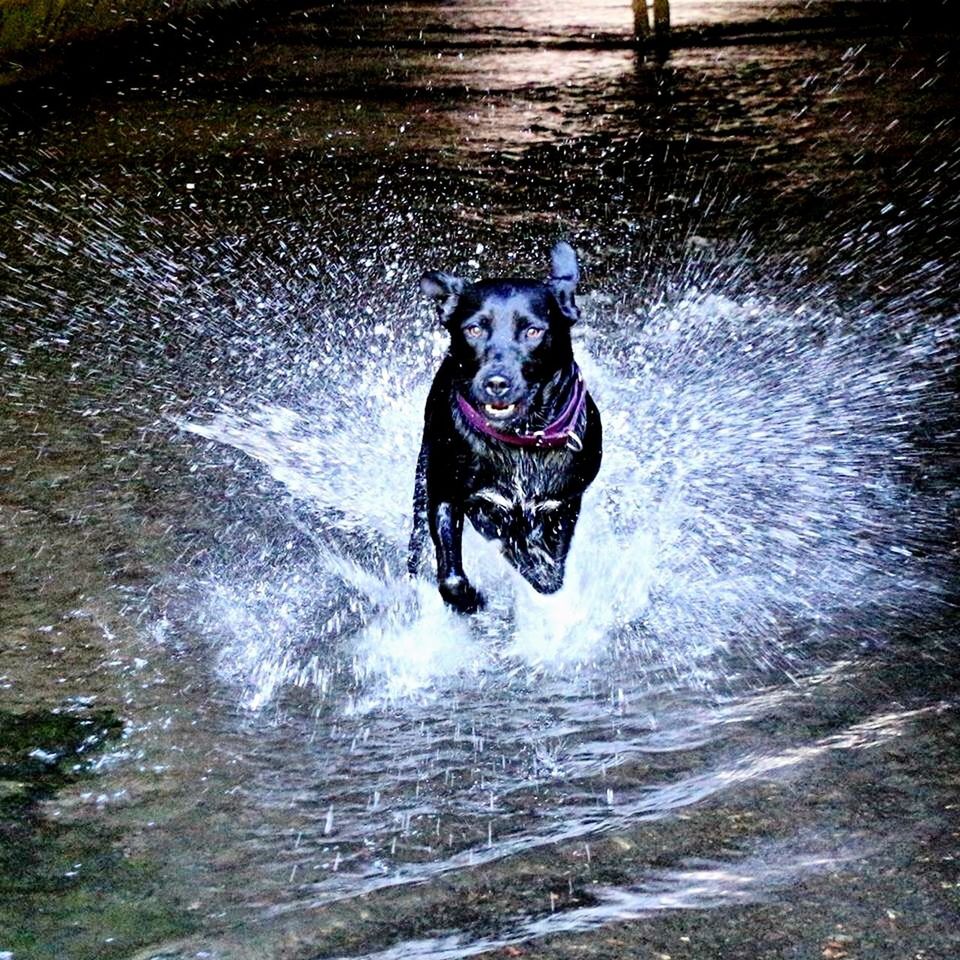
408;242;602;613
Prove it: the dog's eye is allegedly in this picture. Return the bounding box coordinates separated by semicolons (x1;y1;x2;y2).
464;324;484;338
525;327;545;340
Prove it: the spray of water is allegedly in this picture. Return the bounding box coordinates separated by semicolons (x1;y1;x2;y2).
1;166;956;712
178;276;956;710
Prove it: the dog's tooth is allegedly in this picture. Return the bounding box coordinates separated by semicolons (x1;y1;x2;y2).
484;402;516;419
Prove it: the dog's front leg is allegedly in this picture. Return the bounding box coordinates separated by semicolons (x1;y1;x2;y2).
430;500;485;614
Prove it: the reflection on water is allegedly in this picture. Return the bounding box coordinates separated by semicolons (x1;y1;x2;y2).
315;0;895;39
1;1;959;958
326;843;865;960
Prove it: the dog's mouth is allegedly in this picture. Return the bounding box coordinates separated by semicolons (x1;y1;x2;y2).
483;400;519;420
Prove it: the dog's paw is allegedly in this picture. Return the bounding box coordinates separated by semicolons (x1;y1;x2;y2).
439;577;486;615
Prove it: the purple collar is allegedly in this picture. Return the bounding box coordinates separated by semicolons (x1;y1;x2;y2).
456;364;587;451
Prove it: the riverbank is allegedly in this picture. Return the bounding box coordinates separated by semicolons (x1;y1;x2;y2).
0;0;261;90
0;0;245;55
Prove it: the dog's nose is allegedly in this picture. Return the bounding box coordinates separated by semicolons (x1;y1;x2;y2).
484;375;510;398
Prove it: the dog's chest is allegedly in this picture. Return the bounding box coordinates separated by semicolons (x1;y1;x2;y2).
465;444;572;513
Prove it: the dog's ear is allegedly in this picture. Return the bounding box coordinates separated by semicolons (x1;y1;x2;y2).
420;271;465;323
546;241;581;322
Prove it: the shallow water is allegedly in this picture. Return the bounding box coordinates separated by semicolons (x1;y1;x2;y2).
1;2;959;958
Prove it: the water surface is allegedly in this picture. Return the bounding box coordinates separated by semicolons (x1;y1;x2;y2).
1;2;959;958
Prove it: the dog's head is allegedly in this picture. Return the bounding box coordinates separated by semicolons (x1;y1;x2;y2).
420;242;581;426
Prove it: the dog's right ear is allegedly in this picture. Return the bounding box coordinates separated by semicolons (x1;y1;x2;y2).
420;271;465;324
546;241;581;323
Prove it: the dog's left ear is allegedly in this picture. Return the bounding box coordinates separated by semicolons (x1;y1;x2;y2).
420;270;465;324
546;241;581;322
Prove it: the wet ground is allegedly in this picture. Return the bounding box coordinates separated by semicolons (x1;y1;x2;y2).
1;2;960;958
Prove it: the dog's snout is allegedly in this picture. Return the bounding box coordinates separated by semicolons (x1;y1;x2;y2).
484;375;510;398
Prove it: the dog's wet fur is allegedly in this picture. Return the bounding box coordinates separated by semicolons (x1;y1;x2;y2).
408;242;602;613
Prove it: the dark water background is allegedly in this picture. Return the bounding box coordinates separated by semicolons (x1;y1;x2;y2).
1;2;959;958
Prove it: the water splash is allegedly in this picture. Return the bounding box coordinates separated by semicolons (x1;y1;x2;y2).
0;166;955;710
177;279;956;708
